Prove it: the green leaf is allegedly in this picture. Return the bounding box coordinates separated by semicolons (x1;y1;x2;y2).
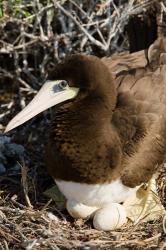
44;185;65;209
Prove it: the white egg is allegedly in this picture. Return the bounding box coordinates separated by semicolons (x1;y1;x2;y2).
66;200;98;219
93;203;127;231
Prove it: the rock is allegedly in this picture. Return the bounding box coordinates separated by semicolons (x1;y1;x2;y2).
0;135;26;173
0;163;6;174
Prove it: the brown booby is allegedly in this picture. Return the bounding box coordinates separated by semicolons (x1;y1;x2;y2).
5;38;166;230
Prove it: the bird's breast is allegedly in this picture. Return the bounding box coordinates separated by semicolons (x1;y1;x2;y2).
55;178;139;207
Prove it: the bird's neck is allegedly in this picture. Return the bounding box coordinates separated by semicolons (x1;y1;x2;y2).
47;82;123;183
63;85;116;126
78;79;117;120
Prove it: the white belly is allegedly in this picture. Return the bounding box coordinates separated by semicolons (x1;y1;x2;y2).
55;178;139;207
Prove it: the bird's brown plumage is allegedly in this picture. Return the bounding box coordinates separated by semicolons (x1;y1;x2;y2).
45;38;166;188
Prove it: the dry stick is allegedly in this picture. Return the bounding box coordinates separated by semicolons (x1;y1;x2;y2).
23;32;39;40
72;10;107;47
47;242;61;250
13;33;22;46
11;197;27;210
24;4;54;21
82;19;108;27
41;199;53;211
112;0;120;17
0;206;25;214
160;243;166;250
83;239;145;247
0;225;21;243
34;0;47;41
18;161;33;209
163;214;166;234
74;0;107;46
69;0;89;18
53;1;107;51
14;38;40;50
106;0;134;49
106;0;159;49
17;77;37;93
95;1;131;51
144;233;161;242
0;68;14;78
84;9;107;46
21;24;28;73
0;40;13;53
69;0;107;46
1;64;35;94
0;243;5;250
0;38;39;52
96;25;107;45
129;0;159;15
8;221;28;242
3;240;10;250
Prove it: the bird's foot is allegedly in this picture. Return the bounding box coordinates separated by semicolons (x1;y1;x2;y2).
66;200;98;219
66;200;127;231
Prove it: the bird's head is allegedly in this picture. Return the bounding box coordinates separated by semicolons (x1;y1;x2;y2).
5;54;116;133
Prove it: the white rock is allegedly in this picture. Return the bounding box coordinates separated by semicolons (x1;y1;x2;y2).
66;200;98;219
93;203;127;231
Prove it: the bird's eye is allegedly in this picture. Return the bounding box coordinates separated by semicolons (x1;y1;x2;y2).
47;62;56;71
59;80;68;89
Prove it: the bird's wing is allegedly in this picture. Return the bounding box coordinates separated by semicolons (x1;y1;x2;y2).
102;38;166;114
102;50;147;77
103;38;166;187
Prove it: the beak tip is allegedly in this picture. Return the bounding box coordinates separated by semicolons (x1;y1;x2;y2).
4;123;13;133
4;127;10;134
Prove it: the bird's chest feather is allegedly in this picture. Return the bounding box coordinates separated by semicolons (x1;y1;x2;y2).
55;178;138;206
47;117;123;183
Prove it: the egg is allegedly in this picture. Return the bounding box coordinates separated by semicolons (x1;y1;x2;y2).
93;203;127;231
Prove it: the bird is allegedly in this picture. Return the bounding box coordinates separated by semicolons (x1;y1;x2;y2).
5;37;166;230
